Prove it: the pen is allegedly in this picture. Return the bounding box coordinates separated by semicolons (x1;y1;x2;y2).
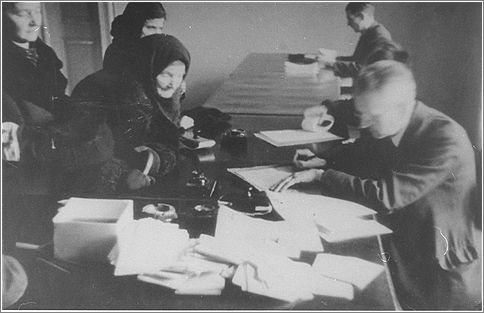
209;180;218;198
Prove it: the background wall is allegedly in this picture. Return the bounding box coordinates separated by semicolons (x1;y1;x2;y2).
111;2;481;147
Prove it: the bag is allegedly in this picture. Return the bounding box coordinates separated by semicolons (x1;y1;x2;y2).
181;107;231;139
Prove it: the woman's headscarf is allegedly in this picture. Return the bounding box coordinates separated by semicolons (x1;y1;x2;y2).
110;2;166;46
132;34;191;123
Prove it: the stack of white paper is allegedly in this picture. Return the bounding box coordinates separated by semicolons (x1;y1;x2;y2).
215;205;324;259
312;253;384;290
232;254;354;302
137;246;231;295
254;129;341;147
314;215;392;243
266;192;392;242
284;61;319;75
227;165;321;194
266;191;375;223
108;218;190;276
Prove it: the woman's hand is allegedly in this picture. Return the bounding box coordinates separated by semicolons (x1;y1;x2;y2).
125;169;154;190
270;169;325;193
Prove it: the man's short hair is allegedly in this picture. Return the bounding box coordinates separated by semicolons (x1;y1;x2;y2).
345;2;375;16
355;60;416;102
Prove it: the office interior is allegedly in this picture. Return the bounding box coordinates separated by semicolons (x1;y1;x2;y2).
2;1;483;311
43;1;482;147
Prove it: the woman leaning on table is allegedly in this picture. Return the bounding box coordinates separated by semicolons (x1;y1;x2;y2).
71;34;191;192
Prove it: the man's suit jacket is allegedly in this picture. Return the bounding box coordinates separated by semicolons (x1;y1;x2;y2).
322;101;479;269
319;101;480;308
335;23;392;77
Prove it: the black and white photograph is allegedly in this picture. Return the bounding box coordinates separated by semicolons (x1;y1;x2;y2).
1;1;482;311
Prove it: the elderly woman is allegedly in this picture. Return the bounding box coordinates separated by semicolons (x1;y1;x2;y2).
103;2;167;76
72;34;190;192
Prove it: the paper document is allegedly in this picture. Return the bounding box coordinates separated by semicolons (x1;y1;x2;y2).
232;256;315;302
231;254;353;302
315;215;392;243
312;253;384;290
109;218;190;276
266;191;391;242
255;129;341;147
266;191;375;223
227;165;321;194
215;205;324;258
284;61;319;75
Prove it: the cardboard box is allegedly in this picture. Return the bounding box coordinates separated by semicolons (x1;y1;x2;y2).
53;198;133;263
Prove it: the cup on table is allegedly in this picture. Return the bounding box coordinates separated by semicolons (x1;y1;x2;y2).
301;106;335;133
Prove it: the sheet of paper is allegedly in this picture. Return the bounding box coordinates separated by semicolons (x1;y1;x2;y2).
215;206;323;259
255;129;341;147
312;253;384;290
315;215;392;243
266;191;376;224
227;165;321;194
232;256;315;302
110;218;190;276
307;274;354;300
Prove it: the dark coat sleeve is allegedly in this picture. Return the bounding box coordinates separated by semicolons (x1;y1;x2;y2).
319;119;465;213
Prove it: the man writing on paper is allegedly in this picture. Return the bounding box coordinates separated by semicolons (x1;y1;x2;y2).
331;2;392;77
272;60;481;310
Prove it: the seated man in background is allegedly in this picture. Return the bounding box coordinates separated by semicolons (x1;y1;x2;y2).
273;60;481;310
332;2;392;77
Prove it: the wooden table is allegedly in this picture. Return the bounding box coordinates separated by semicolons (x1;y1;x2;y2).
203;53;341;131
3;136;398;310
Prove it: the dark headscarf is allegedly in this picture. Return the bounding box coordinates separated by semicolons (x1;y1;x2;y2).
110;2;166;46
132;34;191;123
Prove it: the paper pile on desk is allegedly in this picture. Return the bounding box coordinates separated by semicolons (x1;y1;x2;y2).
312;253;384;290
232;253;354;302
266;191;392;242
284;61;319;75
215;205;324;259
137;243;231;295
108;218;189;276
202;206;356;302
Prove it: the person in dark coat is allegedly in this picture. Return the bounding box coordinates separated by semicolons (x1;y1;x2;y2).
103;2;166;76
273;60;481;310
72;34;191;192
332;2;393;77
2;2;68;195
2;2;115;198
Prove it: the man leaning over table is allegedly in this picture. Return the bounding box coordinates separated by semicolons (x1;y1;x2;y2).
331;2;392;77
272;60;482;310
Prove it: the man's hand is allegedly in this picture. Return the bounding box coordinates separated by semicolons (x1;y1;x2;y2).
270;169;325;192
126;169;154;190
293;149;327;169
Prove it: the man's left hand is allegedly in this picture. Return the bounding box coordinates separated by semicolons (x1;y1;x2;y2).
270;169;324;192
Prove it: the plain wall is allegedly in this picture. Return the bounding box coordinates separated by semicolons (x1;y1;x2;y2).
112;2;482;147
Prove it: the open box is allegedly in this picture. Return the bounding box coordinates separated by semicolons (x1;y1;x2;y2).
53;198;133;263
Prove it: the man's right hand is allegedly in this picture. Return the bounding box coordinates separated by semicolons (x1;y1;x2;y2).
293;149;327;169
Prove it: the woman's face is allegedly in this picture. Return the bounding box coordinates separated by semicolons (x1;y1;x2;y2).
155;61;186;98
5;2;42;43
141;18;165;37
